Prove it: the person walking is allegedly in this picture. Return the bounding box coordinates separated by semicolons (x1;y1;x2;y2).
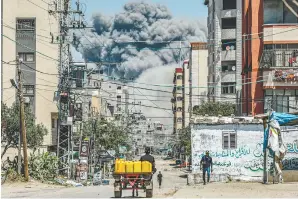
200;151;213;185
157;171;163;188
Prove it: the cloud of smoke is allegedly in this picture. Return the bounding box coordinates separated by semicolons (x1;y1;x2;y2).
75;0;207;79
74;0;207;126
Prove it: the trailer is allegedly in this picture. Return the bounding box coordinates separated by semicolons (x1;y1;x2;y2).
113;172;153;198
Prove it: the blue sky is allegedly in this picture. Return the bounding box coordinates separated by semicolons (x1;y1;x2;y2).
77;0;207;20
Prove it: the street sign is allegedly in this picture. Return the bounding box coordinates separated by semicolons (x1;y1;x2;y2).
80;139;90;158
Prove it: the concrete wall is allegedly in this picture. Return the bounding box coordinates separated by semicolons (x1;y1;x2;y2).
190;124;298;183
263;25;298;43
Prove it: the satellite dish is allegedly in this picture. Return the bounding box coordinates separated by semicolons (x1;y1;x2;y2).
231;45;235;50
226;46;230;51
232;66;236;71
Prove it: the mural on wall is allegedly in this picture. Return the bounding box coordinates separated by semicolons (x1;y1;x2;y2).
274;69;298;82
191;128;298;179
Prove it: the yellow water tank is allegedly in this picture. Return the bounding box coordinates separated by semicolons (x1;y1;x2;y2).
115;159;126;173
141;161;152;173
125;161;134;173
133;161;142;173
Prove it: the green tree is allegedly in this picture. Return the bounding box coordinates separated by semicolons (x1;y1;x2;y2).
1;102;48;158
193;102;236;116
178;126;191;156
82;117;131;155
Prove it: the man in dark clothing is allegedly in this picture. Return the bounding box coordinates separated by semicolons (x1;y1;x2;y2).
157;171;163;188
200;151;213;185
140;147;156;173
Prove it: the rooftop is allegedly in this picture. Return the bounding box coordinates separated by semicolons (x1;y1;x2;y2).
191;115;263;124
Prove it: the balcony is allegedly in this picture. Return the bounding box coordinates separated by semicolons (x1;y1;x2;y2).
221;29;236;40
221;9;237;18
263;25;298;43
221;71;236;82
221;50;236;61
260;49;298;69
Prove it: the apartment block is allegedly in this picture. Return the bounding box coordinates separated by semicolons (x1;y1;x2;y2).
205;0;242;106
182;42;208;127
2;0;59;148
244;0;298;115
172;68;183;134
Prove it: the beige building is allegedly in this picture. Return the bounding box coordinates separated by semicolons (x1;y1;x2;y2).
2;0;59;152
182;43;208;127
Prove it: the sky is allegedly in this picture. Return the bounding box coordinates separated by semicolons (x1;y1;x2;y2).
77;0;208;21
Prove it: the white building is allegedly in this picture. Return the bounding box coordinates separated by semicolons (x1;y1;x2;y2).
2;0;59;153
205;0;242;103
182;42;208;128
189;116;298;183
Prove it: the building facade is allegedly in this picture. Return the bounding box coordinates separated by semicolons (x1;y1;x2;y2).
172;68;183;134
2;0;59;148
244;0;298;115
205;0;243;107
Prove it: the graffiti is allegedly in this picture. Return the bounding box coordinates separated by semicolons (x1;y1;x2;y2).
287;143;298;153
194;145;251;159
213;161;232;167
282;158;298;170
244;159;263;172
253;143;264;157
217;167;241;174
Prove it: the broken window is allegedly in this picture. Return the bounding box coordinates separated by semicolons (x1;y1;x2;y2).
223;0;236;10
222;18;236;29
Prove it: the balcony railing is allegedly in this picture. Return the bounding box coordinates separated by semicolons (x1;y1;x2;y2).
260;49;298;69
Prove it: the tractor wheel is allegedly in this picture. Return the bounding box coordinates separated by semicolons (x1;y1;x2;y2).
146;189;153;198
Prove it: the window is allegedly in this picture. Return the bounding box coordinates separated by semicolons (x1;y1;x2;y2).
74;103;82;121
264;0;298;24
177;118;182;123
221;62;236;72
222;39;236;50
177;107;182;112
221;82;236;94
72;69;84;88
177;86;182;90
16;19;35;30
222;131;237;149
222;18;236;29
176;96;183;101
223;0;236;10
177;75;183;80
51;118;55;129
117;86;121;90
117;95;121;103
18;53;35;62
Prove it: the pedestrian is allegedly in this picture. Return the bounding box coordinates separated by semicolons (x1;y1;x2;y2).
200;151;213;185
157;171;163;188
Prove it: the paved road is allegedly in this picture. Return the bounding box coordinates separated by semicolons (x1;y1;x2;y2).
2;159;187;198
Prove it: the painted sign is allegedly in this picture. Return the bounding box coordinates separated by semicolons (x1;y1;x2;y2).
274;69;298;82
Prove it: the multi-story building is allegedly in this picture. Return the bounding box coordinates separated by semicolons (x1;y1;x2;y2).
205;0;243;108
172;68;183;134
187;42;208;122
245;0;298;115
2;0;59;152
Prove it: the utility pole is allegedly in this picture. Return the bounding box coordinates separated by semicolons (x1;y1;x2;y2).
16;56;29;181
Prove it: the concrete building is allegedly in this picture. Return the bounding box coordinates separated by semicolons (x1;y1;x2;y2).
189;116;298;183
2;0;59;149
244;0;298;115
172;68;183;134
204;0;243;106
